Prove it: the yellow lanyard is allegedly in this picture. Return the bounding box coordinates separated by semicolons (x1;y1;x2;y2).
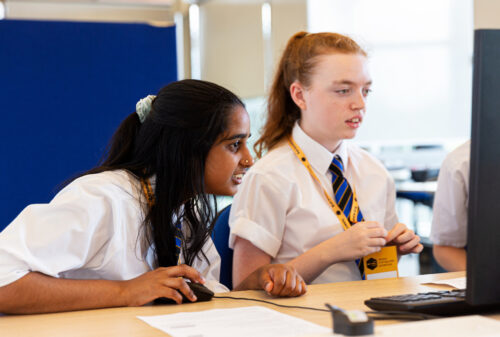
140;177;155;208
287;137;361;231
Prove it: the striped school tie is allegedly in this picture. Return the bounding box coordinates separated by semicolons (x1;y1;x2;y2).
329;155;365;279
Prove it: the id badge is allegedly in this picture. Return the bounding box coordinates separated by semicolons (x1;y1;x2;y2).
363;246;399;280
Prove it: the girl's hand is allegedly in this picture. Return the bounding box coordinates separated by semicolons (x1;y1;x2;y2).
330;221;388;262
385;222;423;254
257;264;307;297
121;264;205;306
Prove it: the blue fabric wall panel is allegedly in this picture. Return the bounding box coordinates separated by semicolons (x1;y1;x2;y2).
0;19;177;231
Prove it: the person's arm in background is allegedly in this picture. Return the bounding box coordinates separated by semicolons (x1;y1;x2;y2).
432;245;466;271
430;141;470;272
0;265;205;314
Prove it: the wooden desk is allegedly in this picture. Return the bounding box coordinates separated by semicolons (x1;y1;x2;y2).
1;272;498;337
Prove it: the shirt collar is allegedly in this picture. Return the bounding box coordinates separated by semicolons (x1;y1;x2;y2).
335;142;349;173
292;122;349;175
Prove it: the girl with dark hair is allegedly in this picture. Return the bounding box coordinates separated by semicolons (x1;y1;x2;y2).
229;32;423;287
0;79;306;314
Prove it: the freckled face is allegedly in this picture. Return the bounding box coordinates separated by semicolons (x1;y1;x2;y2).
204;105;254;196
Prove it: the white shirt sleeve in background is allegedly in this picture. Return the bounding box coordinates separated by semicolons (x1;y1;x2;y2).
430;140;470;248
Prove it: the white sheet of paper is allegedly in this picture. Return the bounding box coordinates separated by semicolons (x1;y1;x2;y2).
137;306;330;337
421;276;466;289
370;315;500;337
305;315;500;337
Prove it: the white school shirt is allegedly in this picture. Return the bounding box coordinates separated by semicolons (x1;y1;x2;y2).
430;140;470;248
0;170;228;293
229;123;398;284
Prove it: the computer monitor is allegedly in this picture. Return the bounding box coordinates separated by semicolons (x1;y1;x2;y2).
467;29;500;307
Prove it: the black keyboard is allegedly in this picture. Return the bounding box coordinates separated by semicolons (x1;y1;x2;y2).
364;289;475;316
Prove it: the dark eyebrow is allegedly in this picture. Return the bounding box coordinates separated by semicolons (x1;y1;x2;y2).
221;133;251;141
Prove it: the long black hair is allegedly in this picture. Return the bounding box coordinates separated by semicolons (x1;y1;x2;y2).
81;79;244;267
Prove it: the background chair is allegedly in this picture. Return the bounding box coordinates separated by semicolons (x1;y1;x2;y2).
211;205;233;289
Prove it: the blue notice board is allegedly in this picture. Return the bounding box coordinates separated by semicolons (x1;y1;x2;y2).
0;19;177;231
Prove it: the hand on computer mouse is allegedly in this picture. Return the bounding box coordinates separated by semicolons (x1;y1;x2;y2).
154;282;214;305
121;264;205;306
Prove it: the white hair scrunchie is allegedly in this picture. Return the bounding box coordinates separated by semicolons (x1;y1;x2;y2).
136;95;156;123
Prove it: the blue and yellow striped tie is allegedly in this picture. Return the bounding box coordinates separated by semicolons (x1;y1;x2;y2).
329;155;365;279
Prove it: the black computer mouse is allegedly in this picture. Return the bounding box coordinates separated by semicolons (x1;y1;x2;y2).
154;282;214;305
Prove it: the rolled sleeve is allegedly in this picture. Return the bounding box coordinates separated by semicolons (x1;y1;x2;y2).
228;170;291;258
229;216;283;258
0;176;119;287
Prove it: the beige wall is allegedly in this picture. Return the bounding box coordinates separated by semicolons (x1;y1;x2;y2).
474;0;500;29
198;0;307;98
270;0;307;88
199;1;264;98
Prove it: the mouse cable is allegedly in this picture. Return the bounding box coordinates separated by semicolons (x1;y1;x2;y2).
213;296;437;320
213;295;329;312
